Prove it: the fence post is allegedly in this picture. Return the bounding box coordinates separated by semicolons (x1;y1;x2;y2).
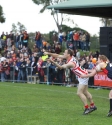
47;66;49;85
13;66;15;83
31;65;32;84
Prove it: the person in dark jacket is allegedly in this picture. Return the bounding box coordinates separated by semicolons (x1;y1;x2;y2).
17;58;26;82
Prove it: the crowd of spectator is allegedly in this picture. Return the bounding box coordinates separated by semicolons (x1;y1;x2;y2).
0;30;100;85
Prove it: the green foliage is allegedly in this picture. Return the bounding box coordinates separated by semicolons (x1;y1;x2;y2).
0;5;5;23
12;22;26;34
32;0;67;12
90;35;100;50
28;40;35;49
17;22;26;32
0;82;112;125
12;23;17;34
32;0;51;13
61;24;88;33
100;18;112;27
28;32;35;38
42;33;50;42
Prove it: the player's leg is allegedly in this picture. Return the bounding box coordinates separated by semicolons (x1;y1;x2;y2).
83;85;93;103
77;84;90;114
77;84;88;105
83;86;97;113
107;90;112;117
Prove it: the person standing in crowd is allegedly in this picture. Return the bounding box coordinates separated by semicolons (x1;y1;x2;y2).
85;32;90;51
26;59;32;76
62;32;67;50
14;33;20;49
66;31;70;48
80;55;112;117
6;32;9;40
35;31;42;49
19;31;24;48
1;32;6;49
17;58;26;82
44;49;97;115
31;57;37;75
56;58;64;84
73;31;79;49
37;57;44;83
0;61;3;81
7;38;12;51
0;38;2;53
9;31;14;45
55;44;61;54
79;32;86;51
58;30;63;45
3;60;10;81
52;32;58;43
23;31;29;47
1;32;5;39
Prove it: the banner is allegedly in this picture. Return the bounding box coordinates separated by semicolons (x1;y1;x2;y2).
94;72;112;87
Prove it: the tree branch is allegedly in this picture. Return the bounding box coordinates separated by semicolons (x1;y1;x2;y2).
60;13;64;26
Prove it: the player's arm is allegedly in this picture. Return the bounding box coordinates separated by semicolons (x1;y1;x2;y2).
80;69;97;78
49;59;75;69
80;64;101;78
44;52;66;59
86;69;94;73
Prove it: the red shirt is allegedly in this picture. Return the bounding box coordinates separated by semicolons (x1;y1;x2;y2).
73;33;79;41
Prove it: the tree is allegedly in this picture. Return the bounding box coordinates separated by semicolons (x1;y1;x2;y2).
100;18;112;27
90;34;99;50
12;23;17;34
0;5;5;23
11;22;26;34
17;22;26;32
32;0;74;32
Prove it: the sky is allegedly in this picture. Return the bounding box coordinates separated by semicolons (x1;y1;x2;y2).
0;0;102;35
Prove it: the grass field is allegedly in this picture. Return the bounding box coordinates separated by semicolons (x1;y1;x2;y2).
0;82;112;125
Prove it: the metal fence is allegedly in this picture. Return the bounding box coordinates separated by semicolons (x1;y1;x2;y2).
0;65;112;89
0;66;77;85
0;66;47;84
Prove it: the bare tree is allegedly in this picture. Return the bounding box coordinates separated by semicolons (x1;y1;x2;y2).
100;18;112;27
32;0;74;32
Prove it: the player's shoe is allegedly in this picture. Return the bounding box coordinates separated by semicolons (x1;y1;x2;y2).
89;106;97;113
83;108;90;115
107;110;112;117
83;106;97;115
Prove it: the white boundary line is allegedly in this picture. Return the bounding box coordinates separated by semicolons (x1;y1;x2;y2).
0;83;109;99
0;106;76;111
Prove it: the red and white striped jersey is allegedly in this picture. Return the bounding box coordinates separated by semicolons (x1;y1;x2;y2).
67;56;88;77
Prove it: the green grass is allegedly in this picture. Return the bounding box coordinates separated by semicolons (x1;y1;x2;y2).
0;82;112;125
